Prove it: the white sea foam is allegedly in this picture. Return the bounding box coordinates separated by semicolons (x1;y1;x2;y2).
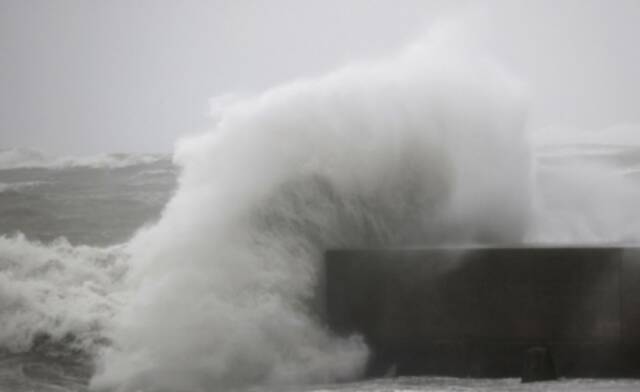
0;234;127;354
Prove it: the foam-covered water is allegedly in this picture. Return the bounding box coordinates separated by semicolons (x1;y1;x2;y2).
0;159;176;391
2;21;640;392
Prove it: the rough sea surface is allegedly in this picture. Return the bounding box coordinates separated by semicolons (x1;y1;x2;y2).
0;152;176;246
0;152;177;391
1;147;640;391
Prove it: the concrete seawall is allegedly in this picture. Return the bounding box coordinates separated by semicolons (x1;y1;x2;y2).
325;247;640;378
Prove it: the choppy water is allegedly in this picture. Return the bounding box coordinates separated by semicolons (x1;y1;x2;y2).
0;156;176;245
2;149;640;392
0;154;176;391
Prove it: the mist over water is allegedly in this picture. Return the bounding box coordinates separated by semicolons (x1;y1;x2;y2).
1;20;640;392
532;140;640;244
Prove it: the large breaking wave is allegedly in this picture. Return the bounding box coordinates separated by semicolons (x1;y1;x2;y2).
1;21;640;392
91;25;530;391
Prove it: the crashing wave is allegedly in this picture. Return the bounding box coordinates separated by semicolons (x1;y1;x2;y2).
0;181;47;194
90;22;530;391
0;234;127;355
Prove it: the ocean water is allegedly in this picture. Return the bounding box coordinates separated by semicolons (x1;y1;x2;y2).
2;141;640;392
3;22;640;392
0;153;177;391
0;152;176;246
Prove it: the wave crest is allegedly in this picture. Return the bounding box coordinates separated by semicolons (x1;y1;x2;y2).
0;148;168;170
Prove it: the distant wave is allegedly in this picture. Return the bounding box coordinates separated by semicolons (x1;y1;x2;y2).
0;148;170;170
534;143;640;170
0;181;47;193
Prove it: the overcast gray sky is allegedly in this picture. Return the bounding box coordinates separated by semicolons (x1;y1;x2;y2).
1;0;639;154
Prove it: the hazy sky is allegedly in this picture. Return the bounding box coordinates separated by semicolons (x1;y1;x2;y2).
1;0;639;154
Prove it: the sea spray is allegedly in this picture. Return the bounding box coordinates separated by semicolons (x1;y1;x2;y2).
531;139;640;244
90;24;531;391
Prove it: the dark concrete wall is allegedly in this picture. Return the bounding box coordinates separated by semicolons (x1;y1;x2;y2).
325;247;640;377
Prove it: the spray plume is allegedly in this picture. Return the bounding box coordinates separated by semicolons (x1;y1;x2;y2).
90;21;530;391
